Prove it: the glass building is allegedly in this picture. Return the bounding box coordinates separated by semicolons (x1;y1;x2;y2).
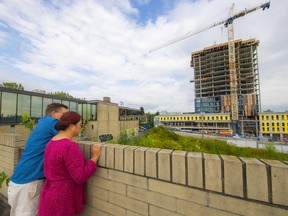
0;86;96;124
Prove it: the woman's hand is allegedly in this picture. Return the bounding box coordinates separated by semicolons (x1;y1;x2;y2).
91;143;101;163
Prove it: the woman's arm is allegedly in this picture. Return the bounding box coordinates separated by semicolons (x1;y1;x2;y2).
64;141;97;184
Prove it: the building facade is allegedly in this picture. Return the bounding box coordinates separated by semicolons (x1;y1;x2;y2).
157;112;232;136
0;86;142;141
190;39;260;134
259;111;288;141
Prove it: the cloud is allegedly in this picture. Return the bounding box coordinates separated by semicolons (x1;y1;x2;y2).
0;0;287;112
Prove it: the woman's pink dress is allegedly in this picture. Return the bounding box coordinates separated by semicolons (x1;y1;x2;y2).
39;138;96;216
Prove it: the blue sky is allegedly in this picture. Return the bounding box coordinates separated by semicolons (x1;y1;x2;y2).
0;0;287;113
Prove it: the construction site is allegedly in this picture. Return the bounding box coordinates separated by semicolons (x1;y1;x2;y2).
153;1;271;136
191;39;260;134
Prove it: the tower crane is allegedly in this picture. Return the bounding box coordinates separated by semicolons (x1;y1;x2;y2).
150;1;270;133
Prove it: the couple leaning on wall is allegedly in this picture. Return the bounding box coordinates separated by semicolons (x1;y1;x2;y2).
8;103;101;216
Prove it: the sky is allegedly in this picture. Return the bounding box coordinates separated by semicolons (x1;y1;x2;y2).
0;0;287;113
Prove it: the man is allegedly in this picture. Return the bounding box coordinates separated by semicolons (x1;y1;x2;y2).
8;103;68;216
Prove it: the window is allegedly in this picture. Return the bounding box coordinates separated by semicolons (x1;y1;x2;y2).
1;92;17;122
53;99;61;103
17;94;31;121
43;98;53;115
86;104;91;120
62;100;70;108
31;96;42;118
82;104;88;120
70;102;77;112
78;104;83;117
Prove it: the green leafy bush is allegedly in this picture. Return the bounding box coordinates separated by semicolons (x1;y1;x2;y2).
21;113;36;132
0;171;10;188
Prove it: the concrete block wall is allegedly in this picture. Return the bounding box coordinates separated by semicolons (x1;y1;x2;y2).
0;125;33;142
80;143;288;216
0;133;25;197
1;133;288;215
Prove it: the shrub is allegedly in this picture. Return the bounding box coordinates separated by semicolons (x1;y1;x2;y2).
0;171;10;188
112;126;288;160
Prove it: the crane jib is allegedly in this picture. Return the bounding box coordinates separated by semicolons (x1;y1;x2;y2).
149;1;270;53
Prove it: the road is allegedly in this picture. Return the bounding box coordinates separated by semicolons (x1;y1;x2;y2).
175;131;232;142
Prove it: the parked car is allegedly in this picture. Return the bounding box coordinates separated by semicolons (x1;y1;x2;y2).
144;125;152;129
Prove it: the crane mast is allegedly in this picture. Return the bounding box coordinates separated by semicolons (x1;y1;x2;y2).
227;4;238;123
150;1;270;133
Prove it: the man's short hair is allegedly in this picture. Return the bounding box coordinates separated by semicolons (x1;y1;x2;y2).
45;103;68;116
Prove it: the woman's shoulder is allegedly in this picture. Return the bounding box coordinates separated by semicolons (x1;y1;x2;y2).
47;139;80;155
48;138;75;149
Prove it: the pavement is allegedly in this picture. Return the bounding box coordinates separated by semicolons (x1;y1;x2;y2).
0;194;10;216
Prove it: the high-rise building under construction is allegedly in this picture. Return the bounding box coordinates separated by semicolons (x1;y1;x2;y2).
190;39;260;134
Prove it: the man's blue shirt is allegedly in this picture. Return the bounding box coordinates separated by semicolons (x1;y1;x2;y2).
11;116;59;184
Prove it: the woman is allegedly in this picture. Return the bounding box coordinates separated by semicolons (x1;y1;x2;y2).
38;111;101;216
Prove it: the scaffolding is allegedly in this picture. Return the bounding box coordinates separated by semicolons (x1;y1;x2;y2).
191;39;260;134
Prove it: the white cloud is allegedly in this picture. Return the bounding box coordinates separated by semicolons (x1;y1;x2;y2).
0;0;287;112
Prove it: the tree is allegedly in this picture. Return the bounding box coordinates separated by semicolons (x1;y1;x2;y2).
140;107;145;115
0;82;24;90
146;112;152;122
48;91;74;98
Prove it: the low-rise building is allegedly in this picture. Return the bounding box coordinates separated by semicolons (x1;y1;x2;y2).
0;86;142;141
259;111;288;141
157;111;232;136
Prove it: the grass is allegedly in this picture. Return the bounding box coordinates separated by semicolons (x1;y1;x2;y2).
110;126;288;161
